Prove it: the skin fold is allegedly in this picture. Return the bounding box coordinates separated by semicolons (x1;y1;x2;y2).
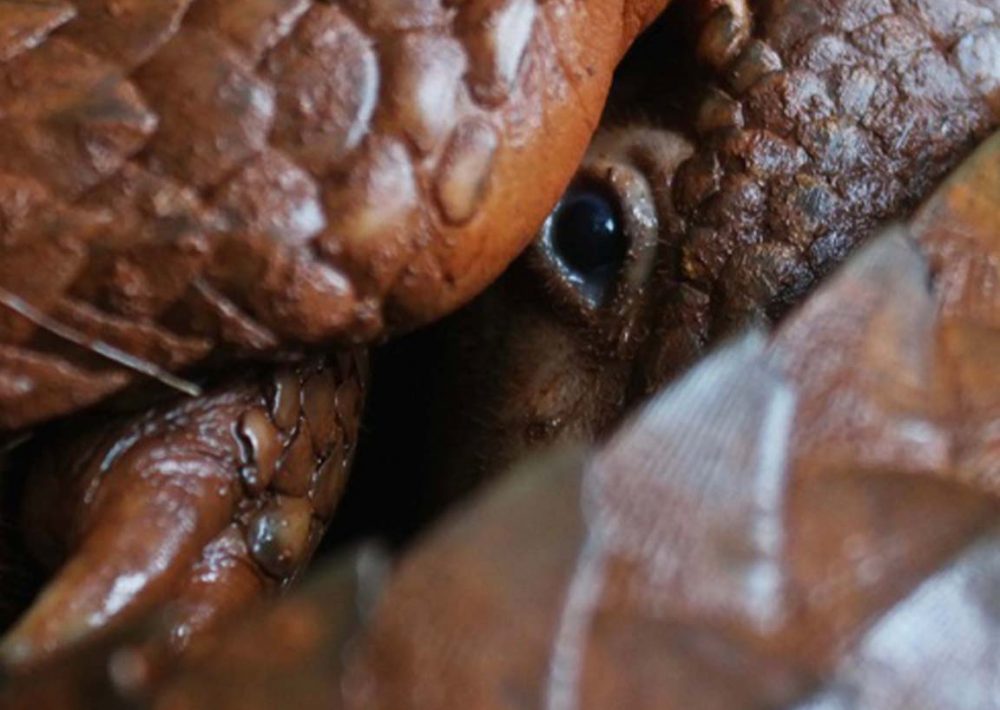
0;0;668;431
423;0;1000;507
0;350;366;668
4;134;996;707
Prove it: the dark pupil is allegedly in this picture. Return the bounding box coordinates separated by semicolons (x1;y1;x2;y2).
552;189;626;281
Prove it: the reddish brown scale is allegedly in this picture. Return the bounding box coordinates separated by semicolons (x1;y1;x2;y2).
0;38;156;199
0;32;996;710
693;0;751;69
59;0;193;68
419;0;1000;508
13;139;991;708
262;4;379;176
339;136;1000;710
0;350;367;667
0;1;75;63
185;0;313;61
675;0;1000;341
0;0;669;431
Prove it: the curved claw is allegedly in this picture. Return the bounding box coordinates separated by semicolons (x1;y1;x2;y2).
0;544;389;709
1;351;365;667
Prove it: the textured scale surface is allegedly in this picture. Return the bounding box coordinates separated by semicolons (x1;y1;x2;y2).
667;0;1000;347
4;131;993;708
339;133;1000;710
419;0;1000;505
0;0;662;431
1;349;366;666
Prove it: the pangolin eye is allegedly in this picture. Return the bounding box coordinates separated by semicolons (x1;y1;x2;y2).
546;184;627;305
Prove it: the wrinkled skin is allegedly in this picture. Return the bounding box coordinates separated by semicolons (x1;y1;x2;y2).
4;133;997;708
1;351;366;668
425;0;1000;505
0;0;667;431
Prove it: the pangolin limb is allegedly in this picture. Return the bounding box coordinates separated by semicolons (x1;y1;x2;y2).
3;129;994;710
0;350;366;668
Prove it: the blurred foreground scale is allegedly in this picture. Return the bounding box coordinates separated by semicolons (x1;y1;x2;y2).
344;132;1000;710
3;132;999;709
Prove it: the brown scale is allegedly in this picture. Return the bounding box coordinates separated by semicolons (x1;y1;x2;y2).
343;134;1000;710
0;0;663;669
2;134;995;708
0;0;668;431
419;0;1000;510
0;350;366;667
340;136;1000;710
671;0;1000;339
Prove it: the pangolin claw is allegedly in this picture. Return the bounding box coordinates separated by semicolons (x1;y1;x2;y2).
1;351;365;667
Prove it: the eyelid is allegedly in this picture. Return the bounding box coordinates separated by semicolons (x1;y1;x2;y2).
536;158;659;315
582;159;659;294
580;127;695;297
528;127;693;332
537;180;624;307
